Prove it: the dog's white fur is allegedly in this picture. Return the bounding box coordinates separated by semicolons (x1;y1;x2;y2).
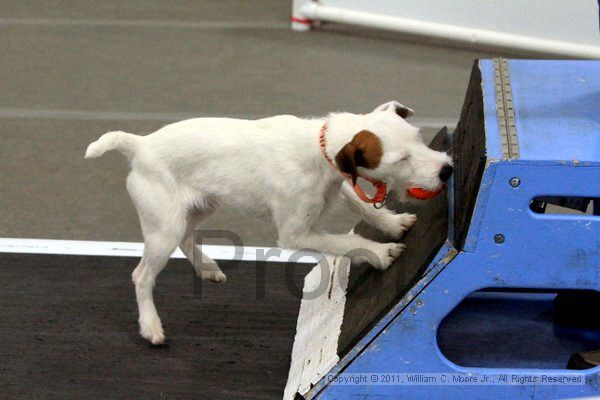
85;101;452;345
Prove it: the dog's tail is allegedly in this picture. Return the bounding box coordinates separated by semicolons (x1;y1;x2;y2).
85;131;140;160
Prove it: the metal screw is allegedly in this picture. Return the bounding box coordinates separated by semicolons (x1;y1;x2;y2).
416;300;424;308
494;234;505;244
509;177;520;188
409;306;417;314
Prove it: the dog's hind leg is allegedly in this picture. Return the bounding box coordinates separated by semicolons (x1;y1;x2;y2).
179;205;227;283
128;172;186;345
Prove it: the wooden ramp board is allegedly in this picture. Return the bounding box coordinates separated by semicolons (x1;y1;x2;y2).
0;253;318;399
338;128;450;354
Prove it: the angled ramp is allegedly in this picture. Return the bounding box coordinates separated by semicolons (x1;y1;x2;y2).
309;59;600;399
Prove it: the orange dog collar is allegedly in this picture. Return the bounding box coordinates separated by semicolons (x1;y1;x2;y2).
319;123;387;207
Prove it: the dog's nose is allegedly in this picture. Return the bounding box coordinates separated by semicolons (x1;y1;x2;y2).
439;163;453;182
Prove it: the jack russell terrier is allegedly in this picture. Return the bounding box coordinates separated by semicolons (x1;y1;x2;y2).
85;101;453;345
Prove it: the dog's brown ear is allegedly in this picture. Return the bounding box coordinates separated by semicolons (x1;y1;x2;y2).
335;130;382;185
335;142;359;185
393;104;414;119
374;101;414;119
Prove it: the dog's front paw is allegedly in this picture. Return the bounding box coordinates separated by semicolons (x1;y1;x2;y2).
381;213;417;239
201;270;227;283
370;242;406;271
139;316;165;346
398;213;417;229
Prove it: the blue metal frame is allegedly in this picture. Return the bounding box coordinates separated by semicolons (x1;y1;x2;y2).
314;60;600;399
316;163;600;400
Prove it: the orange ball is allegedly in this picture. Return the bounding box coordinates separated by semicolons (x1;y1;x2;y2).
407;187;444;200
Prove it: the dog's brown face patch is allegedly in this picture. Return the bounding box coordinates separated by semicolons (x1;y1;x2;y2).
335;130;383;185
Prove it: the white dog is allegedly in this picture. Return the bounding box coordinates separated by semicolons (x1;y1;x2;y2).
85;101;452;345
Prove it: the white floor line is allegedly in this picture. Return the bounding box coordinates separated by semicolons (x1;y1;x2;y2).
0;238;323;264
0;107;457;128
0;18;289;30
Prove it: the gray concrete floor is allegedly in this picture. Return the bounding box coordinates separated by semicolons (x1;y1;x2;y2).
1;1;537;246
